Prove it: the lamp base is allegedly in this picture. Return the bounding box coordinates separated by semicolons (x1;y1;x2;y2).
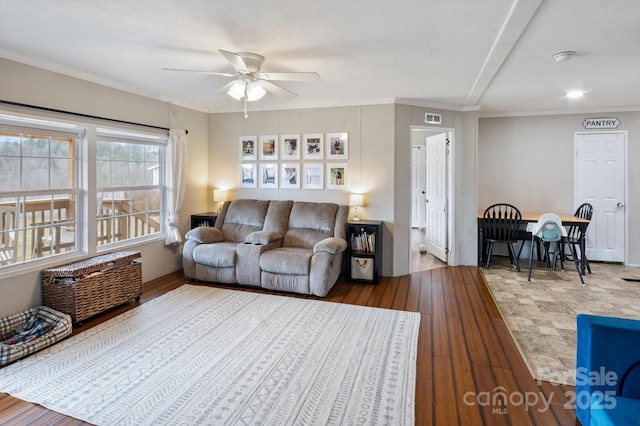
352;206;360;221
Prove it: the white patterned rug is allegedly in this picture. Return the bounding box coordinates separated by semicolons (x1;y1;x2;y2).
0;285;420;425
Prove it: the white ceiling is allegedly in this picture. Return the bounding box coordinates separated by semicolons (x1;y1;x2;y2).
1;0;639;117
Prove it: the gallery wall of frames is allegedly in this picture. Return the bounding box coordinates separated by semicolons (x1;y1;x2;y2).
239;132;349;191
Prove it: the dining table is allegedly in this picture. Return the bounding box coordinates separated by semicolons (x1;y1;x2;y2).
477;210;590;267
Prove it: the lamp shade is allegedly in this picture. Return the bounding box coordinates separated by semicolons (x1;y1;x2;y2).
226;80;266;102
227;81;246;100
349;193;364;207
246;81;266;101
213;189;228;203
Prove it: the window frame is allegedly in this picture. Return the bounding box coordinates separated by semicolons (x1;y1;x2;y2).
94;127;166;252
0;111;168;276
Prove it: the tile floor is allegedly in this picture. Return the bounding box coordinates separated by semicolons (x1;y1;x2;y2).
481;256;640;385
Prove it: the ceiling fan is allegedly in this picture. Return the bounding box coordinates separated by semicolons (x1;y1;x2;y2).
164;49;320;116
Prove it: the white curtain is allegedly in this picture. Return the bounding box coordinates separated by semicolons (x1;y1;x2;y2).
164;129;188;245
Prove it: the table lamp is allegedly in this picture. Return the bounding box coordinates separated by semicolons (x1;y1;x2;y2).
349;193;364;221
213;189;228;214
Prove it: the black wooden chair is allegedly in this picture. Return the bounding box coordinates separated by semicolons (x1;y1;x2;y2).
482;203;522;271
564;203;593;275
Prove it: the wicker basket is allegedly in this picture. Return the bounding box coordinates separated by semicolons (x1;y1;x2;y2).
41;251;142;324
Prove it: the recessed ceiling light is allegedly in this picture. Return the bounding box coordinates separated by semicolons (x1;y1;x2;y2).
566;90;585;99
553;51;575;62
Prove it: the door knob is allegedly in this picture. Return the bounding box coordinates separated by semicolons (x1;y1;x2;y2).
617;202;625;208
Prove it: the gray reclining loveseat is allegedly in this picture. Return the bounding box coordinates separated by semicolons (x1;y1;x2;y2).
183;199;348;296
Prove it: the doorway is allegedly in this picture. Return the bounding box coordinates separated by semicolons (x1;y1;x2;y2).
410;126;453;272
574;131;627;263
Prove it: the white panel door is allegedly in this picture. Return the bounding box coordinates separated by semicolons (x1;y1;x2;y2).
574;132;626;262
411;146;426;228
425;133;448;262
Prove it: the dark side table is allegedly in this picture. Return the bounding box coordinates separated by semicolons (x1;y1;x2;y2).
190;212;217;229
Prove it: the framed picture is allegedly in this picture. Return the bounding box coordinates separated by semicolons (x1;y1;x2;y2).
280;163;301;189
259;163;278;188
326;163;348;190
239;163;257;188
280;134;300;160
327;132;348;160
303;133;324;160
240;136;257;161
259;135;278;160
303;163;324;190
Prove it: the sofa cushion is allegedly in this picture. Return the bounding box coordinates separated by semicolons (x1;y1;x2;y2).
314;237;348;254
263;200;294;233
284;202;338;249
220;199;270;242
260;247;313;275
246;231;283;244
192;242;238;268
261;272;309;295
185;226;224;244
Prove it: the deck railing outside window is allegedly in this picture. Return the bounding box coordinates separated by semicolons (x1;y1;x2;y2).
0;114;166;269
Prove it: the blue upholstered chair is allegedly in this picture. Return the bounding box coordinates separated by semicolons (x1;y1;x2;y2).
576;314;640;425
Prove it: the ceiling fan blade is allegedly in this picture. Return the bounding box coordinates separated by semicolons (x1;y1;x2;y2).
214;81;236;95
258;72;320;81
163;68;236;77
218;49;249;73
261;81;297;99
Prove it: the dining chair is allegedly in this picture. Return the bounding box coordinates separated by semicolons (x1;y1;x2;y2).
527;213;584;285
564;203;593;275
482;203;522;271
0;204;19;266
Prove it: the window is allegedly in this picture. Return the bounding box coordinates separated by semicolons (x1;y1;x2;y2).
96;129;164;247
0;113;167;270
0;117;81;265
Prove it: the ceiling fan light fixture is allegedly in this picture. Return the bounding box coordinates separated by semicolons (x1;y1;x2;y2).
226;79;266;102
246;81;266;102
227;80;246;100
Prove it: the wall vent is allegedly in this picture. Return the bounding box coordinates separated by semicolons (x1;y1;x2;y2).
424;113;442;124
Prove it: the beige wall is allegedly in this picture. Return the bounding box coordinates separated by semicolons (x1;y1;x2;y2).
479;112;640;266
395;105;479;271
0;58;209;317
208;105;398;275
208;103;480;277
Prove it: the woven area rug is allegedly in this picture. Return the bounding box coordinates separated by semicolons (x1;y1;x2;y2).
0;284;420;425
482;258;640;386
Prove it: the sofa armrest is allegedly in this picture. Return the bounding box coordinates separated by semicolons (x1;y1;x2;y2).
313;237;347;254
576;314;640;426
246;231;283;245
185;226;224;244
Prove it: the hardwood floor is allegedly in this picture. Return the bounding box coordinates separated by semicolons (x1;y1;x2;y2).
0;267;578;425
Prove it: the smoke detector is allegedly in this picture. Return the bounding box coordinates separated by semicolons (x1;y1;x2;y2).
553;51;575;62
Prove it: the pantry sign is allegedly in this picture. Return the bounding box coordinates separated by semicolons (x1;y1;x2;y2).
582;117;620;129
